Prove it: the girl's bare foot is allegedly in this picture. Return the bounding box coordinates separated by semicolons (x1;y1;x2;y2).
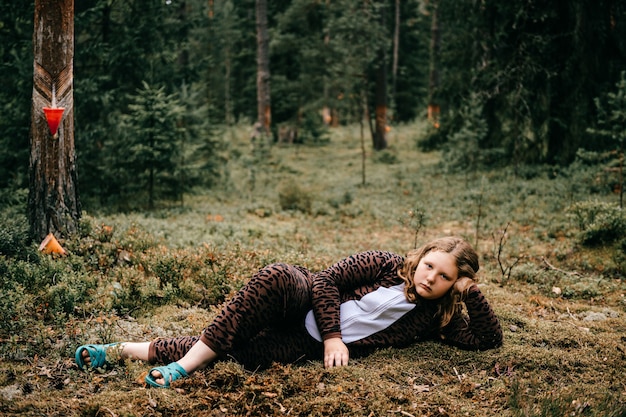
148;369;166;386
80;348;92;366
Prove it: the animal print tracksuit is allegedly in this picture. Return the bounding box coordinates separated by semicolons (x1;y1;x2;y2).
148;251;503;370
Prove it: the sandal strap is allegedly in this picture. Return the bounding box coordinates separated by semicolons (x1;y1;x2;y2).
75;343;119;370
145;362;189;388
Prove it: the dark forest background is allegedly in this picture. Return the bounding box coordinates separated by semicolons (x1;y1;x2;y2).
1;0;625;211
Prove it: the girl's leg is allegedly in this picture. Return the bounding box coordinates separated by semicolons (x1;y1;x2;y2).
229;326;322;370
78;342;151;366
199;263;313;355
150;263;313;382
148;336;201;363
148;337;218;387
123;342;151;360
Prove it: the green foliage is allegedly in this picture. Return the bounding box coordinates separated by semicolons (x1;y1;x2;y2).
110;82;186;209
105;244;233;313
208;0;256;123
2;0;625;212
72;0;226;211
560;149;620;200
0;263;30;337
181;84;226;191
299;111;330;144
590;71;626;148
277;180;313;214
373;149;399;165
0;125;625;415
0;214;242;355
434;0;626;165
44;268;98;319
0;204;35;261
567;201;626;246
325;0;388;124
588;71;626;206
0;1;32;190
0;253;97;359
442;93;489;172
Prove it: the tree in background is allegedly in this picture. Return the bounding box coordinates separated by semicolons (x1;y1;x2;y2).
0;2;32;192
73;0;223;210
322;0;388;143
371;0;390;151
256;0;271;135
590;71;626;208
271;0;329;142
426;0;440;129
1;0;626;215
29;0;80;240
387;0;427;123
431;0;626;166
115;83;185;210
209;0;240;126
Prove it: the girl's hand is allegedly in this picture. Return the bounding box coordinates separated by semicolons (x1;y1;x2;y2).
453;277;475;294
323;337;349;368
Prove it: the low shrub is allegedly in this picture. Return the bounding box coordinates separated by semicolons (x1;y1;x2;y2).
567;200;626;246
0;211;36;261
0;275;29;337
278;180;312;213
109;267;163;312
373;150;399;165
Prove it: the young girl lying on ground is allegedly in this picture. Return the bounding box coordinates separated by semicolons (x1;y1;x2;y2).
75;236;502;388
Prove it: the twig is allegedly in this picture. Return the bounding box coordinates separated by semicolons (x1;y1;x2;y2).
97;407;117;417
388;409;416;417
0;338;38;344
542;257;581;277
493;223;524;283
566;307;577;320
453;367;462;383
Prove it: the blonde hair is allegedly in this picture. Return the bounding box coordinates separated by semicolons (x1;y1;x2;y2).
398;236;479;328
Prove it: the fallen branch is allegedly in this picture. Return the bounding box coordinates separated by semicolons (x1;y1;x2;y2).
453;367;463;383
542;257;581;277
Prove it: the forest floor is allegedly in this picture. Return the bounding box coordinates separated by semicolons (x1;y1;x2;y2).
1;122;625;416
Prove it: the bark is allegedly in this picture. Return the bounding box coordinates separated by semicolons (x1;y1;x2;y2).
372;0;388;151
224;50;233;125
29;0;80;241
391;0;400;109
256;0;271;134
427;0;440;127
373;56;388;151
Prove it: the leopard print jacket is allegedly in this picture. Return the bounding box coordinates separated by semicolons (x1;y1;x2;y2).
312;251;503;351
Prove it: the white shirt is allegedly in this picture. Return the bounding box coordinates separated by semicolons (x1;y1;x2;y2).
305;283;416;343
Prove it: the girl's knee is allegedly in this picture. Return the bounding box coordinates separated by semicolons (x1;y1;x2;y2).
253;263;310;289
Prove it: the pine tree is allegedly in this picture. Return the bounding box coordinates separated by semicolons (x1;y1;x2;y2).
115;82;185;210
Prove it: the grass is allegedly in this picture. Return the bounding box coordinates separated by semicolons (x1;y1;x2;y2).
0;121;625;416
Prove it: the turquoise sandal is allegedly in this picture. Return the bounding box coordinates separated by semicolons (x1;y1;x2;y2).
75;343;120;370
145;362;188;388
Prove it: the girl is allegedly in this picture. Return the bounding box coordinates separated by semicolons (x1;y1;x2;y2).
75;236;502;388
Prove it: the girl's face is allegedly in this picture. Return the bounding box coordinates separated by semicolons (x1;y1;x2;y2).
413;250;459;300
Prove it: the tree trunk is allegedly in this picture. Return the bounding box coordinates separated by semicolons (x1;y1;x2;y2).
373;59;388;150
256;0;271;134
224;50;233;125
29;0;80;242
427;0;440;128
372;1;388;151
391;0;400;110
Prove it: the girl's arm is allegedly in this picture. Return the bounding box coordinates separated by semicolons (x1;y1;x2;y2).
311;251;404;341
439;285;503;350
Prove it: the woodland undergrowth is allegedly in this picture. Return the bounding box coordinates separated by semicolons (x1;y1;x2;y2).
0;122;624;416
